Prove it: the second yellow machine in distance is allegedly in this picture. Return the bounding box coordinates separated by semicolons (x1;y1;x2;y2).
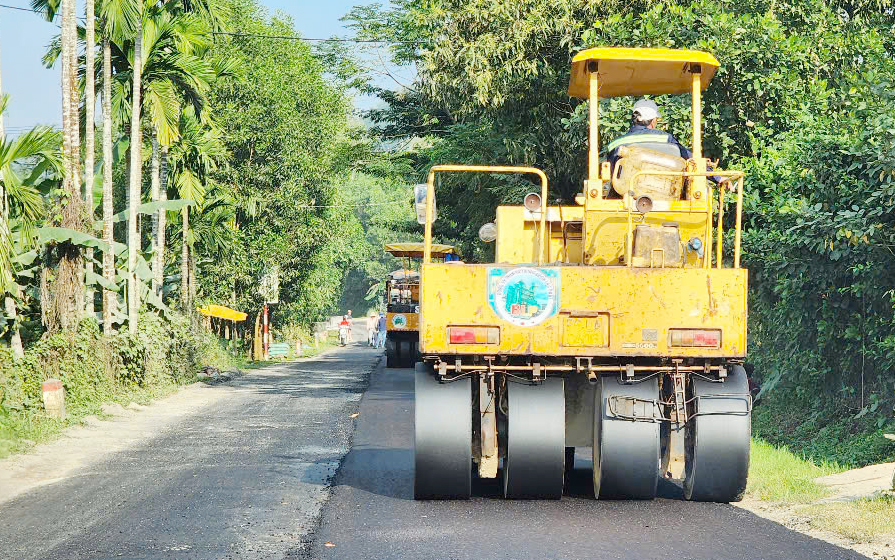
383;243;459;368
414;47;751;502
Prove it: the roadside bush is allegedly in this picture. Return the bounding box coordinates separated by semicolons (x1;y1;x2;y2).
0;310;237;457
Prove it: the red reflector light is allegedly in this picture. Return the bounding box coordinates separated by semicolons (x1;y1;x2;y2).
669;329;721;348
448;326;499;344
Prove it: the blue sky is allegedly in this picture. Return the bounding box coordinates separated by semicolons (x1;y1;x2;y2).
0;0;391;132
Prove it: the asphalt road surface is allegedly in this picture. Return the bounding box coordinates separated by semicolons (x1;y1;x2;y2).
0;330;375;560
311;361;870;560
0;336;871;560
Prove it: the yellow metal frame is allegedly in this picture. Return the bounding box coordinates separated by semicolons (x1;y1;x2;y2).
424;165;549;264
622;171;745;268
417;48;748;362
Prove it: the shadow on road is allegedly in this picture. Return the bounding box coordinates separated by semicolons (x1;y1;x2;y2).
312;362;872;560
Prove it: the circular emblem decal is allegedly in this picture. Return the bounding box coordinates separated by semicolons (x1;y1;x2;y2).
488;267;560;327
391;314;408;329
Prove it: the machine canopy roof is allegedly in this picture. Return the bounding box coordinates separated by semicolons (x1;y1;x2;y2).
388;270;421;281
197;304;248;322
384;243;458;258
568;47;720;99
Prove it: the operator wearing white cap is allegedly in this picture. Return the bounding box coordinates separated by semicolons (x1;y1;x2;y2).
607;98;727;186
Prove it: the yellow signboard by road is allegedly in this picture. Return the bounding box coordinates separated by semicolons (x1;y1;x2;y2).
196;304;248;322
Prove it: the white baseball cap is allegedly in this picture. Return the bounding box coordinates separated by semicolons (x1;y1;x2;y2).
633;99;660;121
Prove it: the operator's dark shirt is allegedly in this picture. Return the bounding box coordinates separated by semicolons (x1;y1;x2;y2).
606;125;691;167
606;125;721;183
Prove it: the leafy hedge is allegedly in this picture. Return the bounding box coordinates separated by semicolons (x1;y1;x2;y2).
0;312;235;457
741;72;895;466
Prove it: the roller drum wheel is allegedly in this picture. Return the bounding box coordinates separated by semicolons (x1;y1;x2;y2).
414;363;472;499
683;365;751;503
399;340;412;368
594;376;660;499
385;337;396;368
503;378;566;499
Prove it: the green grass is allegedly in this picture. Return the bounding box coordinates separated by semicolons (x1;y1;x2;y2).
747;438;895;542
747;438;843;503
801;496;895;541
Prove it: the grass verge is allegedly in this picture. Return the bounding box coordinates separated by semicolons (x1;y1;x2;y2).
747;438;841;502
747;438;895;543
800;496;895;541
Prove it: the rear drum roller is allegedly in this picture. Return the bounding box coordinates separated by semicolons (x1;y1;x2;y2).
385;337;396;368
683;365;751;503
594;376;660;499
414;363;472;499
503;378;565;499
399;340;412;368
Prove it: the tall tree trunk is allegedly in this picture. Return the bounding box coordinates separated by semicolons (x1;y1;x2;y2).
43;0;84;333
150;131;160;296
127;13;143;333
101;37;115;335
0;39;24;359
189;246;196;306
68;0;80;222
156;145;168;300
84;0;96;318
180;209;189;310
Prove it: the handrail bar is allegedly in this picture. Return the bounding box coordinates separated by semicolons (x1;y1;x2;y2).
424;165;549;264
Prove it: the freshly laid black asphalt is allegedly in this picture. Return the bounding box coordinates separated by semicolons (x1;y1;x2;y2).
0;339;871;560
311;361;869;560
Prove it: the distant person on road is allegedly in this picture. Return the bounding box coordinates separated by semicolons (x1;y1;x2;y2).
366;314;377;347
376;313;387;349
338;315;352;346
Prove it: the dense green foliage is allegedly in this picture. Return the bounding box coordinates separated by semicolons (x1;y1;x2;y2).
205;0;369;327
349;0;895;464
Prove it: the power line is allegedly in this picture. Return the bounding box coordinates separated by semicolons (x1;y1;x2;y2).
0;3;45;15
211;31;427;45
297;198;408;209
0;3;84;22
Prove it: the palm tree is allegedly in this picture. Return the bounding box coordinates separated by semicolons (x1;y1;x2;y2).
28;0;85;333
167;108;225;310
135;9;217;298
99;0;140;334
126;1;143;333
0;95;64;357
84;0;97;318
101;33;116;334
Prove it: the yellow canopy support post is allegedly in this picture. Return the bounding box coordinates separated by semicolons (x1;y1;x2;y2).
588;61;600;189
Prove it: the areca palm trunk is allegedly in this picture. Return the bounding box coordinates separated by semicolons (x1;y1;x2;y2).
156;146;168;299
43;0;84;333
180;208;189;310
127;12;143;333
84;0;96;318
150;131;160;296
101;36;115;335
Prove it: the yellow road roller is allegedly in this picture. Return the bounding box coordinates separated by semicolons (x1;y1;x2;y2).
383;243;459;368
414;47;751;502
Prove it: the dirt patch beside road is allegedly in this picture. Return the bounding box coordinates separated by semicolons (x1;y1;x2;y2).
0;381;238;506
